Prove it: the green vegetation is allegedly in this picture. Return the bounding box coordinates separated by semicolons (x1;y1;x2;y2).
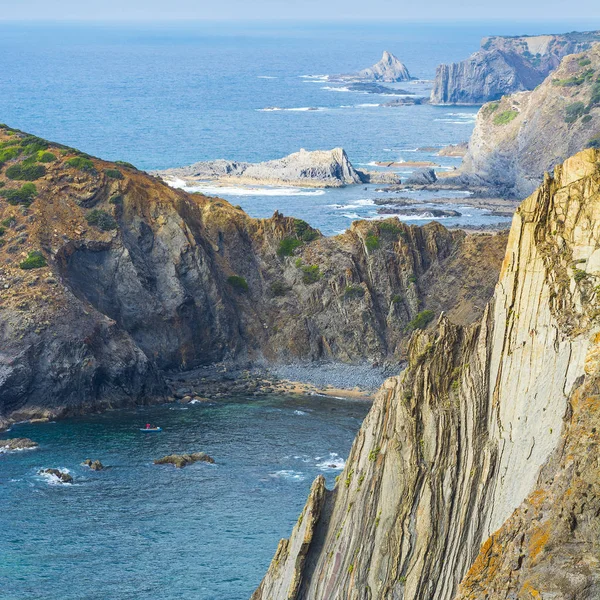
86;209;117;231
67;156;96;173
37;151;57;163
293;218;318;242
0;183;37;206
277;236;302;257
579;58;592;67
270;281;288;297
378;220;404;240
0;226;5;236
407;274;417;284
1;216;15;227
343;284;365;300
582;115;593;124
0;146;21;163
227;275;249;292
391;294;403;304
347;565;354;574
588;134;600;149
365;232;380;251
482;101;500;116
368;447;381;462
574;268;588;282
19;251;47;270
406;309;435;331
5;163;46;181
493;110;518;126
553;68;595;87
114;160;136;170
109;194;123;205
301;264;321;284
590;79;600;107
565;101;589;124
104;168;123;179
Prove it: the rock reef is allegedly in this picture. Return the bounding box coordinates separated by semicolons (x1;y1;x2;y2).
154;453;215;468
0;437;38;451
252;148;600;600
431;30;600;104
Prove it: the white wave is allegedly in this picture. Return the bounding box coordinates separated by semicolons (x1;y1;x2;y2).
269;470;305;481
299;74;329;80
356;103;380;108
316;452;346;470
332;199;375;210
434;119;477;125
169;406;189;410
180;184;327;197
257;106;325;112
257;75;277;79
342;213;361;219
293;410;308;416
321;86;358;93
0;445;38;454
38;468;72;486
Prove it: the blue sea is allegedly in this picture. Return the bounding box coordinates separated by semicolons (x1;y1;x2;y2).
2;21;599;599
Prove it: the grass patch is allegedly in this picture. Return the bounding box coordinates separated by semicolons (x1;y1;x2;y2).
365;232;380;251
579;58;592;67
293;218;319;242
67;156;96;173
378;220;404;240
37;151;57;163
406;309;435;331
343;285;365;300
0;183;37;206
493;110;518;126
553;68;595;87
565;101;588;124
5;163;46;181
227;275;249;292
482;101;499;116
574;268;588;282
19;251;47;270
104;168;123;179
0;146;21;163
86;209;117;231
301;264;321;284
270;281;288;297
114;160;136;170
277;237;302;257
391;294;403;304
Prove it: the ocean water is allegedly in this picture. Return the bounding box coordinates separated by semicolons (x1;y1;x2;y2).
0;395;370;600
2;21;594;233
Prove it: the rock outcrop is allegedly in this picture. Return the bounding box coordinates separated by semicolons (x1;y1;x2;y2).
353;51;413;82
0;437;38;451
252;149;600;600
154;453;215;468
82;459;104;470
155;148;401;188
459;46;600;197
431;30;600;105
39;468;73;484
0;126;506;429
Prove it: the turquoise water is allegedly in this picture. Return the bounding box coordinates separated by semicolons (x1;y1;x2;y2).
0;395;370;599
3;22;595;233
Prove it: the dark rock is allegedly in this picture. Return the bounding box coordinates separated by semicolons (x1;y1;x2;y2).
0;437;38;451
40;468;73;484
154;452;215;468
405;168;437;185
82;459;104;471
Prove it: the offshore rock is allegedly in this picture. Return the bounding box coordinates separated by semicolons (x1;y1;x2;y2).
333;51;413;83
82;459;104;471
40;469;73;484
0;437;38;451
431;30;600;104
253;148;600;599
154;453;215;468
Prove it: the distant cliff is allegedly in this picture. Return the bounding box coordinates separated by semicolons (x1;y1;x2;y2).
0;126;505;429
431;30;600;105
252;149;600;599
155;148;401;188
459;46;600;197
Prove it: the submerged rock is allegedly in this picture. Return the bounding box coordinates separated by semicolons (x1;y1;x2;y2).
39;469;73;484
0;437;38;451
153;453;215;468
82;459;104;471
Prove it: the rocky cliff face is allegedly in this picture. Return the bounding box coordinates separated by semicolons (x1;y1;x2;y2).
460;46;600;198
431;31;600;105
252;149;600;600
0;126;505;429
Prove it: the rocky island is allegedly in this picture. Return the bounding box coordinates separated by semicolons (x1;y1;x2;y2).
154;147;401;188
431;30;600;104
330;50;414;82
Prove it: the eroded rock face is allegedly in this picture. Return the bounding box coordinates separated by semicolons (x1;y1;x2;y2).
431;31;600;105
0;126;506;428
459;46;600;198
253;149;600;599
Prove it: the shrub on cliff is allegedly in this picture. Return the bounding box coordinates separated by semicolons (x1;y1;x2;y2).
493;110;518;126
365;232;380;251
5;162;46;181
293;219;318;242
227;275;249;292
0;183;37;205
0;146;21;164
104;168;124;179
19;251;47;270
277;237;302;257
378;220;404;240
270;281;288;297
565;102;588;124
406;309;435;331
67;156;96;173
37;151;57;163
301;265;321;284
343;285;365;300
587;134;600;149
86;209;117;231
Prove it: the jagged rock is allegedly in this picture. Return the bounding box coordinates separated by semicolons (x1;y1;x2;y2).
153;452;215;468
376;207;461;218
0;437;38;451
40;469;73;484
82;459;104;471
405;167;437;185
431;30;600;104
350;50;413;82
155;148;365;188
253;149;600;600
460;46;600;197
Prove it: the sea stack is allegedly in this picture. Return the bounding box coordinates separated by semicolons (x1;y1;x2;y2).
355;50;413;82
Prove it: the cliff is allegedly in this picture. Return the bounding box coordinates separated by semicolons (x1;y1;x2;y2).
0;126;505;429
459;46;600;197
431;30;600;105
155;148;400;188
252;149;600;599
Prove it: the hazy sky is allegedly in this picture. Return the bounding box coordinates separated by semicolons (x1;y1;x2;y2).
2;0;600;22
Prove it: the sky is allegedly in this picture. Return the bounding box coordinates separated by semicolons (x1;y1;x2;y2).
1;0;600;22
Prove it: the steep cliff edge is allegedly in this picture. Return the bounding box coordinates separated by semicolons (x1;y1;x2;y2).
459;45;600;198
252;149;600;600
0;126;505;429
431;31;600;105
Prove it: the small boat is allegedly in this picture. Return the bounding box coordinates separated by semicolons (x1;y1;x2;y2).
140;427;162;432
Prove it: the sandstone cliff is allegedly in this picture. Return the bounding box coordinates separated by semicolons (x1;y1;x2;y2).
252;149;600;599
155;148;401;188
459;46;600;198
431;30;600;105
0;126;505;429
